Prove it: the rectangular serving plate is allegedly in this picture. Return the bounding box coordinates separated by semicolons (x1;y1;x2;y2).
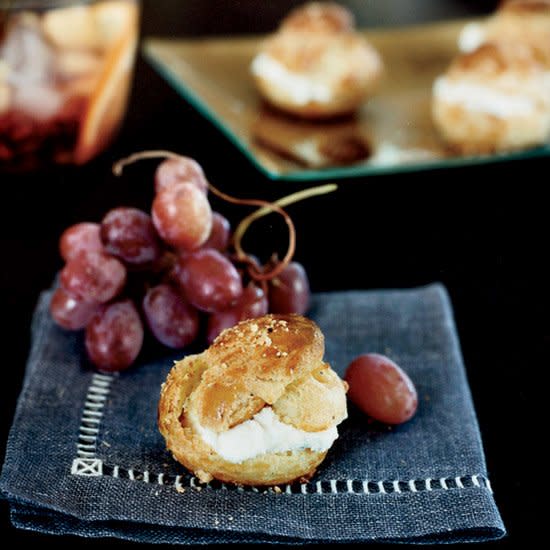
143;19;550;182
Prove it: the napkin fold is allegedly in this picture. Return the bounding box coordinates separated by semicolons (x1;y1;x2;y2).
1;283;505;544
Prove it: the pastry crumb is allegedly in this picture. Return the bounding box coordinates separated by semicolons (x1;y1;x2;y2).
196;469;213;483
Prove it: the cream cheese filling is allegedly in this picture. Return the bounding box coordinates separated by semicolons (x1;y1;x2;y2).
433;76;539;117
458;22;486;53
251;52;333;105
192;406;339;464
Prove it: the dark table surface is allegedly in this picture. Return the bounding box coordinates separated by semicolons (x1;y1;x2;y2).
1;0;539;547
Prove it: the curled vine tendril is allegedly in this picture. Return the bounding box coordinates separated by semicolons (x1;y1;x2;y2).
113;151;337;282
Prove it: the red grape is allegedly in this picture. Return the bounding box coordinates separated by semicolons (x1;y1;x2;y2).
49;287;99;330
269;262;310;315
152;182;212;250
201;212;231;252
143;284;199;348
154;157;208;194
174;249;243;313
85;300;144;371
206;309;240;345
60;251;126;303
101;207;160;265
239;284;269;318
207;283;268;343
59;222;103;262
345;354;418;424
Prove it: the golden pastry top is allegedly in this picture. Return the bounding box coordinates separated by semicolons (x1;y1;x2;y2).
280;2;355;34
189;314;328;432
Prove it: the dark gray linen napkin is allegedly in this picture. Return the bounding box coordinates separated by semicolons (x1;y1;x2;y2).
1;283;505;544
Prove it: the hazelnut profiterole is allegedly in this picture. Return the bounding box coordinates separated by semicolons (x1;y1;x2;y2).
158;314;348;486
432;42;550;154
250;2;382;119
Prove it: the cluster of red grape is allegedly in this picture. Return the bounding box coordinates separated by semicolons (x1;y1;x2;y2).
50;154;310;372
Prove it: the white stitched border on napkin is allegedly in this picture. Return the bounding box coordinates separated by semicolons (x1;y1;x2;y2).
70;373;115;477
75;373;115;460
70;460;494;496
69;373;494;495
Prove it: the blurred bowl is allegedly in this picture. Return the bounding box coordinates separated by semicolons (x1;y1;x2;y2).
0;0;140;171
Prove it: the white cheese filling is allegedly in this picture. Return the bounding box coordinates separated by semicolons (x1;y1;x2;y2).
193;406;339;464
433;77;538;117
458;22;486;53
251;52;333;105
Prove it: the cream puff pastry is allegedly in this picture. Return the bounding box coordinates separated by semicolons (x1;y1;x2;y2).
250;2;382;119
432;43;550;154
459;1;550;64
158;314;348;486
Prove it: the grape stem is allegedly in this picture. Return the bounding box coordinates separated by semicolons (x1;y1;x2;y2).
112;151;338;282
112;150;181;176
232;184;337;277
207;184;297;281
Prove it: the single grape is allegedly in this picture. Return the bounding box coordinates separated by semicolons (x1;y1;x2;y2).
206;309;240;345
155;157;208;194
85;300;144;372
239;284;269;318
59;222;103;262
268;262;310;315
60;251;126;303
345;353;418;424
152;182;213;250
201;212;231;252
207;284;268;343
101;207;161;265
174;249;243;313
49;287;99;330
143;284;199;348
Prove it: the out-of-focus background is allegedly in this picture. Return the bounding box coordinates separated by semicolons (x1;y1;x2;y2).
140;0;497;35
